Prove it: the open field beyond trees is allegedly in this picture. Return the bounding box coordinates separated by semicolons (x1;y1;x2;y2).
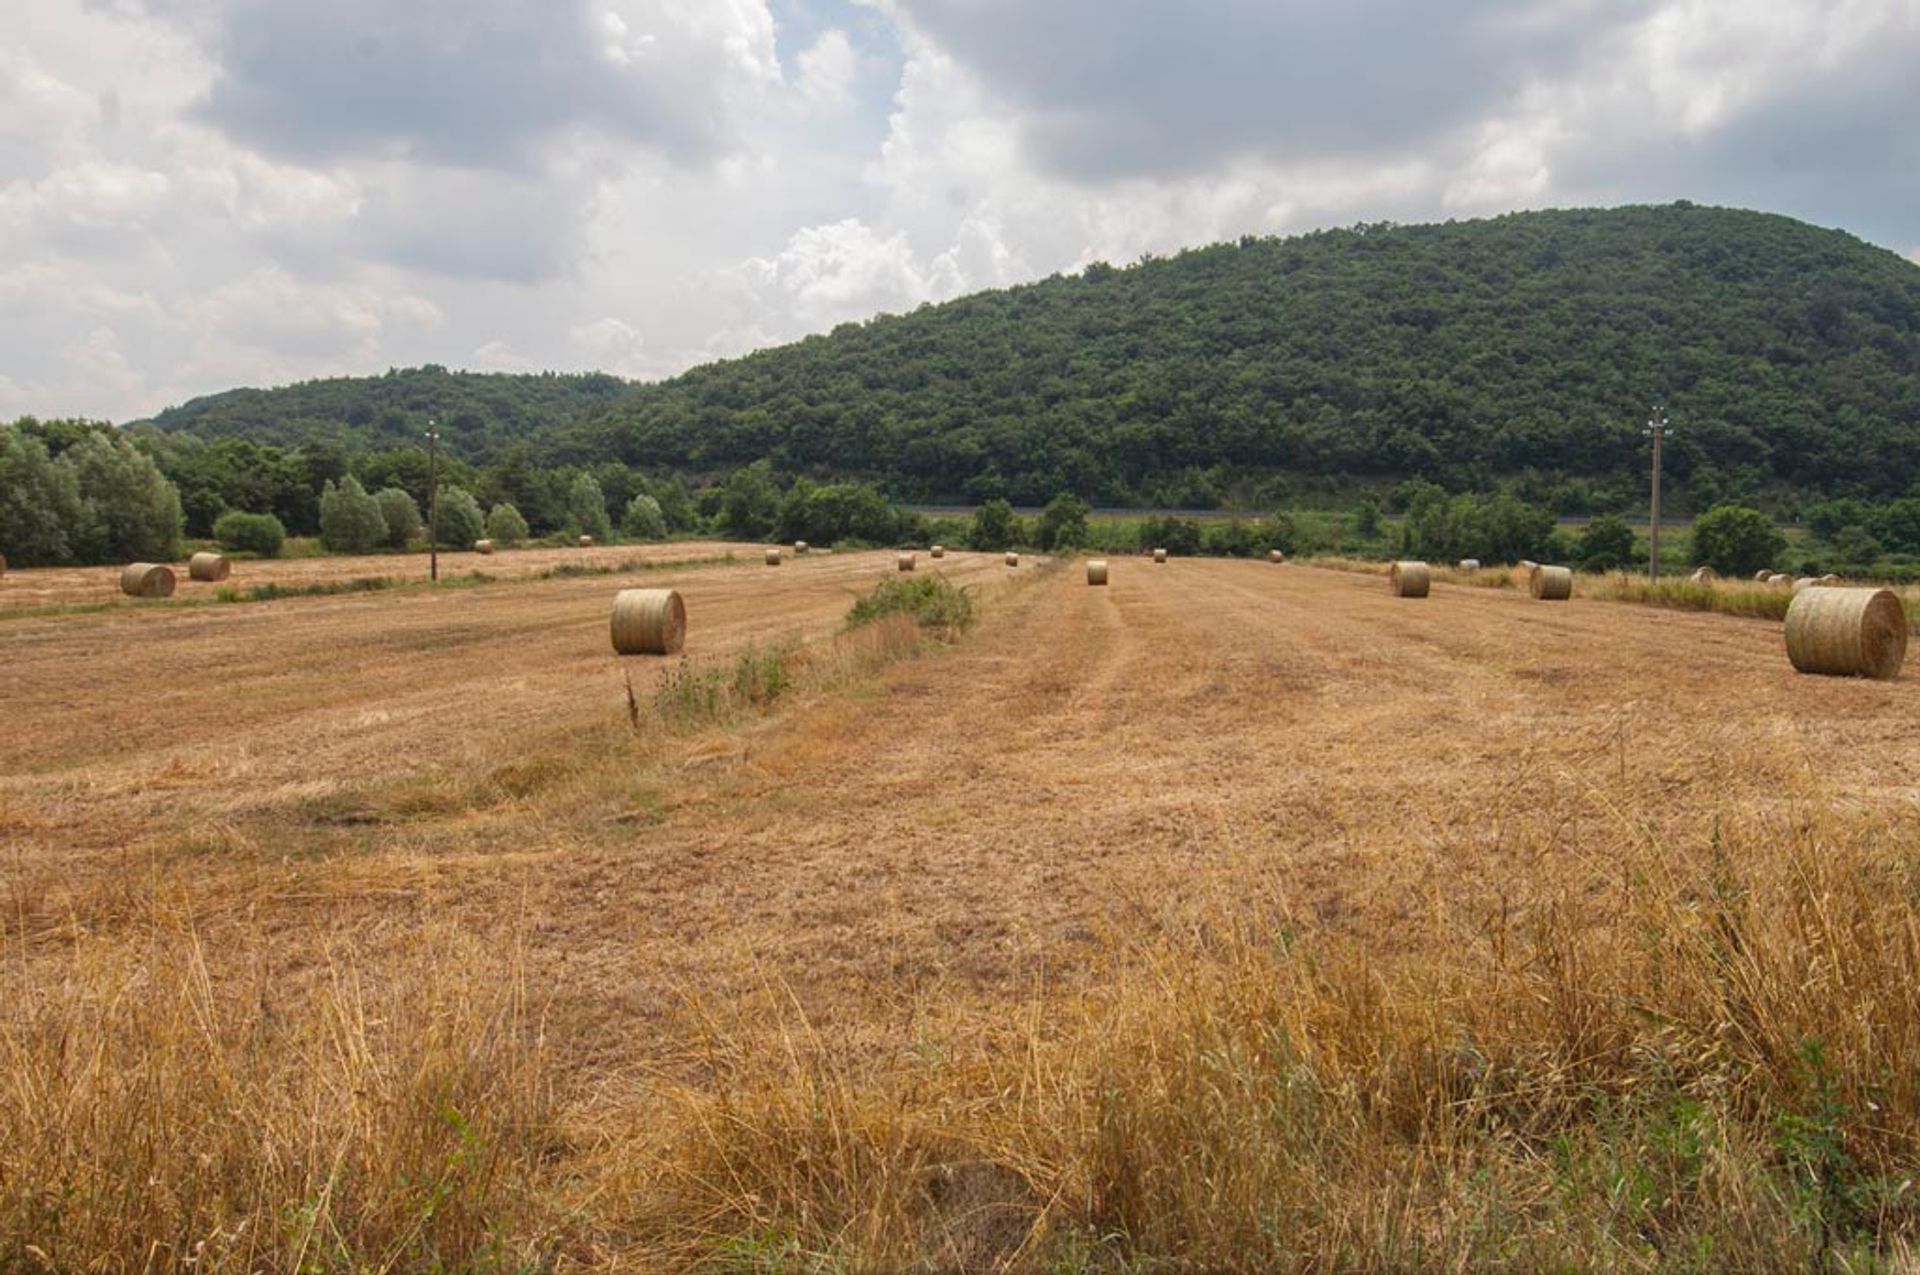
4;548;1919;1271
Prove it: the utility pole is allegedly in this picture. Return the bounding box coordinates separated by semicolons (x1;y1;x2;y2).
1644;406;1669;580
426;416;441;583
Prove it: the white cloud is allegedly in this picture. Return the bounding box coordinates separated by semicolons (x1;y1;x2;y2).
797;29;858;107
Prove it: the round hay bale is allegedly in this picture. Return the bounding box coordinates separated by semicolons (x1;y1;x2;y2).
794;540;808;555
1267;549;1284;563
1457;558;1480;572
1785;587;1907;679
1689;566;1716;584
187;551;230;582
765;548;782;566
1153;548;1168;564
1005;551;1020;567
1819;573;1842;584
577;534;595;548
1754;569;1774;582
898;552;917;572
120;562;175;598
1768;573;1793;588
610;588;686;655
930;544;945;559
1389;561;1430;598
1531;565;1574;601
1792;576;1818;595
474;539;495;555
1086;559;1108;586
1513;561;1538;588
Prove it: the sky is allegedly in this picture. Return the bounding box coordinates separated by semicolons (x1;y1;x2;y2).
2;0;1917;422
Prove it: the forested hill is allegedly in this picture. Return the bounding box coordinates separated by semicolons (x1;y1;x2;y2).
573;203;1920;509
139;366;631;456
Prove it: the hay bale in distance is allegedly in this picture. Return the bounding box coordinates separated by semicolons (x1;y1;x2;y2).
930;544;945;559
765;548;782;566
187;551;230;582
120;563;175;598
1768;573;1793;588
794;541;808;555
1792;576;1818;595
474;539;495;555
1268;549;1284;563
1153;548;1168;564
898;552;917;572
1754;569;1774;582
577;534;595;548
1819;573;1842;584
1389;561;1430;598
1457;558;1480;572
1005;551;1020;567
1513;561;1539;588
1689;566;1717;584
1531;565;1574;600
1785;587;1907;679
1086;559;1109;586
610;588;686;655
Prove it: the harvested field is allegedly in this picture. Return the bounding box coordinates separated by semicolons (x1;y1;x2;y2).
0;539;767;614
4;555;1919;1270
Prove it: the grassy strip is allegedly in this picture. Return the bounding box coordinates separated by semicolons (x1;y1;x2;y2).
845;573;977;637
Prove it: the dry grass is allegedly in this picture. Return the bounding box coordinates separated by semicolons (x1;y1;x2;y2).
5;551;1920;1270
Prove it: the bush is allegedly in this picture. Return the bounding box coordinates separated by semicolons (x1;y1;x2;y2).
373;487;421;549
966;498;1022;551
621;494;667;540
1036;492;1090;551
846;576;974;636
1576;515;1636;571
433;486;487;549
1691;504;1785;577
213;510;287;558
1138;514;1204;556
318;475;387;554
486;502;531;544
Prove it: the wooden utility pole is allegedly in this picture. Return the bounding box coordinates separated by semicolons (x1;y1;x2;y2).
426;417;441;582
1645;406;1669;580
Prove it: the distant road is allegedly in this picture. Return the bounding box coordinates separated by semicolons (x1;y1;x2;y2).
909;505;1698;529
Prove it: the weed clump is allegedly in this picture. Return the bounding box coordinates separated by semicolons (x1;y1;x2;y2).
846;575;974;637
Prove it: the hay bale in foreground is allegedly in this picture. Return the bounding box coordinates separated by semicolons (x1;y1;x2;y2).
898;552;916;572
1086;559;1108;586
1389;561;1430;598
930;544;945;559
765;548;782;566
1689;566;1717;584
1458;558;1480;572
474;539;495;555
120;563;175;598
1153;548;1168;564
1005;551;1019;567
187;551;230;582
1785;587;1906;679
1531;565;1574;600
610;588;686;655
1268;549;1284;563
577;535;595;548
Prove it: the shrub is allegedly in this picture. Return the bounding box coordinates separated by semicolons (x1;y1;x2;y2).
846;576;974;637
373;487;421;549
1036;493;1090;551
213;510;287;558
1692;504;1785;577
567;472;613;541
318;475;387;554
432;486;487;549
1577;515;1636;571
486;502;531;544
967;499;1021;551
622;494;667;540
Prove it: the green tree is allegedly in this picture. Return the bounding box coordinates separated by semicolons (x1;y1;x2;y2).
318;475;387;554
566;472;613;541
373;487;421;549
486;502;531;544
213;510;287;557
1576;515;1636;571
433;486;487;548
1035;492;1091;551
1354;497;1382;539
0;427;89;565
1691;504;1785;577
64;432;183;563
718;461;781;539
967;498;1020;550
621;493;667;540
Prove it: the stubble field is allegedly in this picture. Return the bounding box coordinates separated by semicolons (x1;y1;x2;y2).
4;548;1918;1271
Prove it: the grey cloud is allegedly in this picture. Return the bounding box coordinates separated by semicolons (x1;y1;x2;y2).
350;168;591;283
896;0;1654;180
187;0;730;171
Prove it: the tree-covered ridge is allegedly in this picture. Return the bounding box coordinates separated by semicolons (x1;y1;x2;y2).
572;203;1920;511
138;365;632;460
